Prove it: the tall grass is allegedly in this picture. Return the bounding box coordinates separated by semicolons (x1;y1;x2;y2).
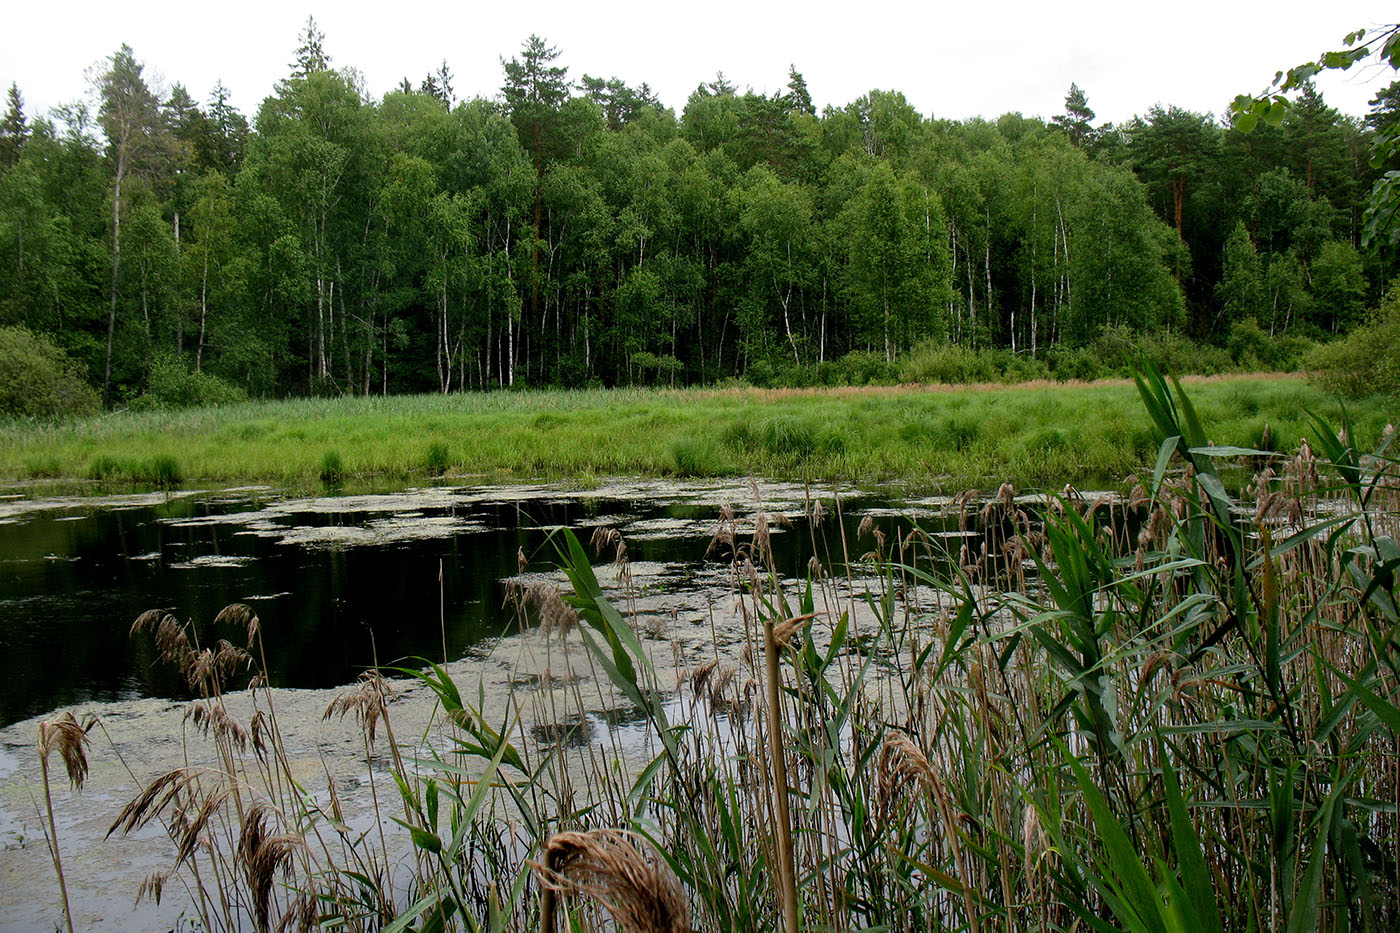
2;375;1392;490
35;368;1399;930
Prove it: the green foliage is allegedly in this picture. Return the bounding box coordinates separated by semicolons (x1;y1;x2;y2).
0;326;100;420
1310;239;1367;331
1046;343;1110;382
122;454;182;487
87;455;122;481
670;437;732;476
2;378;1384;491
0;33;1385;399
899;342;1002;384
1226;318;1313;370
629;351;682;386
1073;325;1235;378
1306;288;1400;398
758;415;816;457
423;440;451;475
821;350;898;386
319;449;345;486
131;353;247;410
44;377;1400;928
1232;25;1400;246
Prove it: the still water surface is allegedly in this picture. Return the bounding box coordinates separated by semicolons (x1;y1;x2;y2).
0;480;949;726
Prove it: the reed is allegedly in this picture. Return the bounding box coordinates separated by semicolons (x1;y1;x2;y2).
36;712;90;933
33;365;1399;930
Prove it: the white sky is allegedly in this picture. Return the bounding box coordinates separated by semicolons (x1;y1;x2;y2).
1;1;1396;130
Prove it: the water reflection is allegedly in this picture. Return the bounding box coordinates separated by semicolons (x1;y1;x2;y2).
0;480;931;726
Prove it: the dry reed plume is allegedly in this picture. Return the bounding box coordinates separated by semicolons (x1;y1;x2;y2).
533;829;690;933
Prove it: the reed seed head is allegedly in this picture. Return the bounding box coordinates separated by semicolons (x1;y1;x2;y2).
38;712;92;790
214;602;261;648
533;828;690;933
323;671;396;743
135;870;169;906
238;804;302;933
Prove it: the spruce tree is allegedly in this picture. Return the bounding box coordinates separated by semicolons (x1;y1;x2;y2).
0;84;26;168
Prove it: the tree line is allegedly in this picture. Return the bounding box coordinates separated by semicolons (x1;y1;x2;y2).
0;21;1394;404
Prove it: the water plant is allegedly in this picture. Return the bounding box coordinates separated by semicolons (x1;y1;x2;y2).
31;367;1400;930
424;440;452;476
319;449;345;487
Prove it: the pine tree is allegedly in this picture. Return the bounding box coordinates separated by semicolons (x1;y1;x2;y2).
98;44;165;405
502;36;570;348
1050;83;1096;148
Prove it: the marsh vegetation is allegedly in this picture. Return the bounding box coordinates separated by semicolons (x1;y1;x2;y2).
3;375;1392;491
20;370;1399;931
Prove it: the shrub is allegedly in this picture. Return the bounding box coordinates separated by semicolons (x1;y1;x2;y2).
0;326;100;420
820;351;899;386
1051;327;1235;381
1306;288;1400;399
1002;355;1052;383
1048;345;1109;382
132;353;247;410
745;358;776;388
899;342;1002;384
1226;318;1313;371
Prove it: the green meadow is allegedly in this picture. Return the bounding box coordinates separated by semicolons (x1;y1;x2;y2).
2;375;1391;491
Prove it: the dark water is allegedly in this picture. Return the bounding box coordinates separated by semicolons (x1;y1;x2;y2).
0;481;928;726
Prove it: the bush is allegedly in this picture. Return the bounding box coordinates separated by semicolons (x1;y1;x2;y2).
1050;326;1234;381
1048;345;1109;382
0;326;100;419
1306;288;1400;399
132;353;247;410
1002;355;1052;383
899;343;1002;384
1226;318;1313;371
745;358;777;388
818;351;899;386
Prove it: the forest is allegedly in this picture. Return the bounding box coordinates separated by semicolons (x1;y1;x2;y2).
0;21;1395;407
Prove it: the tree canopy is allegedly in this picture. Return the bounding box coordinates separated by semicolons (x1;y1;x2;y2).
0;30;1392;406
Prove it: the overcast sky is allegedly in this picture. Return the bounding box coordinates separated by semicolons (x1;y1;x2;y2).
2;2;1395;130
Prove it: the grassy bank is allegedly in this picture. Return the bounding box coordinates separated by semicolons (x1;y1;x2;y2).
2;374;1393;490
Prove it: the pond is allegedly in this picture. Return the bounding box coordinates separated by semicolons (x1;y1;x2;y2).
0;479;984;727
